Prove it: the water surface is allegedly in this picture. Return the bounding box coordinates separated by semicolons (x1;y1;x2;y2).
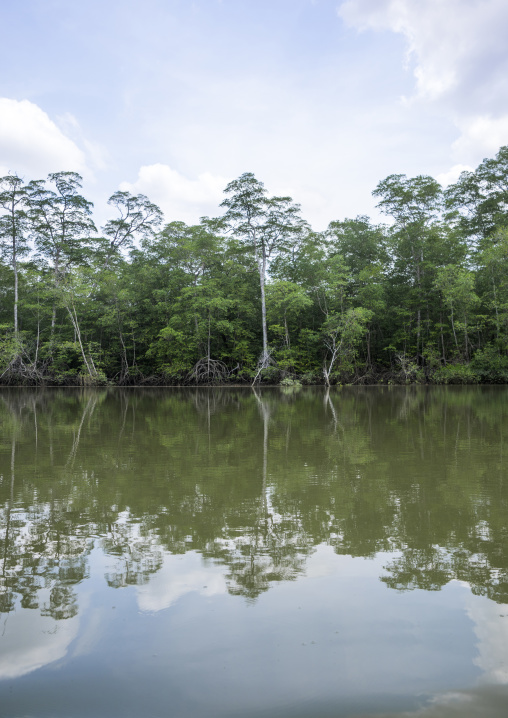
1;386;508;717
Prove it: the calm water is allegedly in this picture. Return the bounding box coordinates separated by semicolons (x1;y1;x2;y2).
1;386;508;717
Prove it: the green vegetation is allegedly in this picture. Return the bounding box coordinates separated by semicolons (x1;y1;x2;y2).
2;148;508;384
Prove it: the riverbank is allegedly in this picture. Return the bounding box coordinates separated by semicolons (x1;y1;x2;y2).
1;360;506;386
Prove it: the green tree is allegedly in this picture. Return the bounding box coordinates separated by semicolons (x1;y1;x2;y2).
221;173;305;380
373;174;444;360
27;172;96;343
321;306;372;385
266;280;312;371
327;215;388;276
446;145;508;247
102;190;163;268
0;175;30;340
434;266;479;360
475;229;508;350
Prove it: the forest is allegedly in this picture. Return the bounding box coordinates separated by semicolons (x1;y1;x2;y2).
1;145;508;385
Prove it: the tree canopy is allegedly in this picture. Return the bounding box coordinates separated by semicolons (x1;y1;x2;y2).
2;145;508;385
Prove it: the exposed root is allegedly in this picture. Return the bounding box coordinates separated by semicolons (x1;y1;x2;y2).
0;353;46;385
187;357;233;385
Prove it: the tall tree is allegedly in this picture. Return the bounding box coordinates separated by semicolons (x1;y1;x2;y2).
434;266;479;360
221;173;305;378
476;229;508;350
102;191;163;267
266;280;312;370
27;172;96;339
89;192;163;380
0;175;30;339
327;215;388;276
446;146;508;249
373;174;443;359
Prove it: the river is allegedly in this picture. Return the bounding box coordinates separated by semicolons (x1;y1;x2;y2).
1;386;508;717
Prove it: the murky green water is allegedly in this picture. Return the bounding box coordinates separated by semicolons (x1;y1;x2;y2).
1;386;508;717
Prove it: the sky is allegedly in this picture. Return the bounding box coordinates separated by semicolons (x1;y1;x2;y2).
1;0;508;231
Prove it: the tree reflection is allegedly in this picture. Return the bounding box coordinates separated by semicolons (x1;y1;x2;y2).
1;385;508;620
103;516;164;588
381;547;454;592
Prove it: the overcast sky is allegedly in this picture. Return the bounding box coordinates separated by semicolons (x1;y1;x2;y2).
1;0;508;230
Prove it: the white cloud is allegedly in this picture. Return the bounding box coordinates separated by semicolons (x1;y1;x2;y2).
338;0;508;176
0;98;88;179
452;115;508;163
338;0;508;104
119;164;229;224
435;164;474;187
339;0;464;100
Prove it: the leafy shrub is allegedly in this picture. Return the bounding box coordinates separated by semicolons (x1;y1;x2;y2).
300;372;320;385
394;354;424;383
431;364;479;384
51;341;83;378
279;377;302;387
471;346;508;383
258;366;281;383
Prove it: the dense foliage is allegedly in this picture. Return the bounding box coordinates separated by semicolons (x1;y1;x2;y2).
2;147;508;385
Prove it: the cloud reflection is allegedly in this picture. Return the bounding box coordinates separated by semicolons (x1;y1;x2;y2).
136;550;227;612
0;603;79;680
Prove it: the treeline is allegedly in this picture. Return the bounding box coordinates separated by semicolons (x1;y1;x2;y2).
1;147;508;385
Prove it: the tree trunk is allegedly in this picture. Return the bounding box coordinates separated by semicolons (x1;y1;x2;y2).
450;304;459;353
12;232;18;340
65;301;95;378
284;314;290;349
440;313;446;364
258;253;268;363
492;270;500;342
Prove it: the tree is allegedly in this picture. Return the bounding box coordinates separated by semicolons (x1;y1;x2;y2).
373;174;443;360
102;191;163;267
87;192;163;381
446;145;508;248
0;175;30;339
322;307;372;385
266;280;312;371
434;266;479;360
221;173;305;379
139;220;258;380
327;215;388;277
27;172;96;340
476;229;508;349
